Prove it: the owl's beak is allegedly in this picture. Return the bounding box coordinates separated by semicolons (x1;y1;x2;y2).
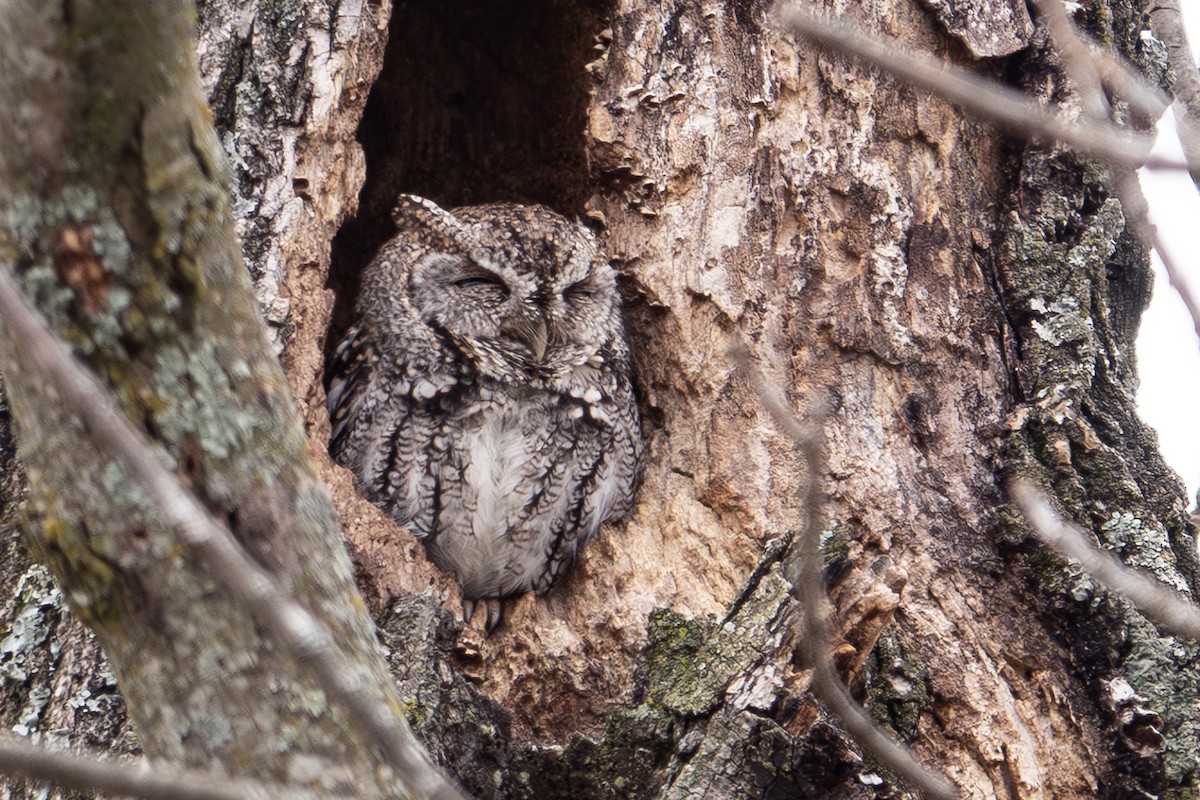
502;316;549;364
528;318;548;364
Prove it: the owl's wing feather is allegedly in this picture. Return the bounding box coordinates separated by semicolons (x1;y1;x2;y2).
325;326;376;453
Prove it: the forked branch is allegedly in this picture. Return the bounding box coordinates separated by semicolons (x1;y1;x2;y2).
735;343;960;800
0;269;468;800
776;5;1168;170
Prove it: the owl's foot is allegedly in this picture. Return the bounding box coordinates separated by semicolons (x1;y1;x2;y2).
461;598;505;634
484;599;504;633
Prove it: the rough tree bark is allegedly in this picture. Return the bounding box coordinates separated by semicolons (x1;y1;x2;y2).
1;0;1197;799
0;2;451;798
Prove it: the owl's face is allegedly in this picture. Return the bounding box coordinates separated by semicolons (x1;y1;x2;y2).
399;202;621;381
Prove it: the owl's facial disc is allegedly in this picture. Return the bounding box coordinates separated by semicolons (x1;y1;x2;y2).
407;251;555;375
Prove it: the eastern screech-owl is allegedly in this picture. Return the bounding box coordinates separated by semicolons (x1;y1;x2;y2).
325;195;643;631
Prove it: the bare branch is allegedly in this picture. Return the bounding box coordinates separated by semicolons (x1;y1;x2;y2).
1090;48;1173;122
0;733;287;800
1033;0;1170;121
1011;478;1200;641
0;269;468;800
1033;0;1110;120
1150;230;1200;345
1115;173;1200;344
734;343;960;800
776;5;1178;171
778;3;1200;370
1149;0;1200;190
1143;152;1197;171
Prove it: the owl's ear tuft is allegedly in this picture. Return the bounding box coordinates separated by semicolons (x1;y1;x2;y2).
392;194;467;240
393;194;500;274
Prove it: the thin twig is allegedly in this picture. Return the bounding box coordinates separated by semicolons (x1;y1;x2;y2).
1011;478;1200;640
779;4;1200;374
1033;0;1200;373
1115;173;1200;344
1150;230;1200;346
1149;0;1200;190
1033;0;1109;120
0;733;284;800
0;269;467;800
734;343;960;800
1033;0;1169;121
1090;48;1173;121
776;5;1187;171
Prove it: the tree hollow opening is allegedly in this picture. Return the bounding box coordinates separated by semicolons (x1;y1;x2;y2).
328;0;613;336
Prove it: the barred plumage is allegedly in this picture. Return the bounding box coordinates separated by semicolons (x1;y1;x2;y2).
325;195;643;631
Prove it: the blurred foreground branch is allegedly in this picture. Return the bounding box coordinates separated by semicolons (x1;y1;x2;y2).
779;1;1200;411
776;5;1186;172
1026;0;1200;342
1012;479;1200;641
0;733;292;800
0;269;467;800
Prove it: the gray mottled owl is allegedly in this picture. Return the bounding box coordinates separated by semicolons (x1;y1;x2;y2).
325;195;643;631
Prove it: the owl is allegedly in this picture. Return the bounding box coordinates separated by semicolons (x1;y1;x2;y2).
325;195;643;632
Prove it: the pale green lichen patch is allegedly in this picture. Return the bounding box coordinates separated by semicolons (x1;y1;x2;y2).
66;656;124;722
186;711;235;752
1124;618;1200;785
0;564;80;741
642;610;726;716
642;561;795;718
0;563;61;684
152;342;248;462
1001;149;1200;787
1004;194;1124;395
1029;295;1093;348
20;491;125;628
1099;511;1190;593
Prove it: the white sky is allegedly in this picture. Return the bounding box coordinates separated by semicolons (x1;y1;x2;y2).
1135;11;1200;507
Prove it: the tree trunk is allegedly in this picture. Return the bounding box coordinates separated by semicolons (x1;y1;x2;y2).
0;2;445;798
2;0;1197;799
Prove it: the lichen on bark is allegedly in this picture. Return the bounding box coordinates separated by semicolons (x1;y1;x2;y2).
0;2;432;796
1000;146;1200;792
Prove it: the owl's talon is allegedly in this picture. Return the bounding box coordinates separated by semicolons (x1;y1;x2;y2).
484;600;504;634
461;598;477;625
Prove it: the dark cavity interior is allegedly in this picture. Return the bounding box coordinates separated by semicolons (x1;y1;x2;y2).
327;0;612;342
